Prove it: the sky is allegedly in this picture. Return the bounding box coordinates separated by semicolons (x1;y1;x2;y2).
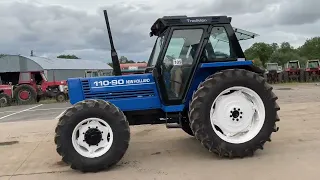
0;0;319;63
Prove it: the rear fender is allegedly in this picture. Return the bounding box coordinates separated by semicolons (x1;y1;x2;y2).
184;61;262;111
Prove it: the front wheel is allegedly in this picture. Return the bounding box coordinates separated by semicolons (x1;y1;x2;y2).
55;92;66;102
189;69;280;158
54;99;130;172
0;93;11;107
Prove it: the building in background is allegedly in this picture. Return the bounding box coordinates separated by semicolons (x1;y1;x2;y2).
0;55;113;105
0;55;113;81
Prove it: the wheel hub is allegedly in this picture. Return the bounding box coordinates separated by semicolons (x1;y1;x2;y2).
210;87;265;144
84;128;103;146
72;118;114;158
230;108;243;121
19;90;30;100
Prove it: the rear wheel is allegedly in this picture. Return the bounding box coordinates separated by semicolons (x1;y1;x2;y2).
54;99;130;172
0;93;11;107
13;84;37;105
283;71;289;83
299;69;305;82
189;69;280;158
180;117;194;136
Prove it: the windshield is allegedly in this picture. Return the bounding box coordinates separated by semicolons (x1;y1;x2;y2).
288;62;299;69
148;30;167;67
267;63;278;71
308;61;319;68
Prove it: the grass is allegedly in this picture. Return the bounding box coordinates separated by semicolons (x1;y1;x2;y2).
38;98;59;104
5;98;65;107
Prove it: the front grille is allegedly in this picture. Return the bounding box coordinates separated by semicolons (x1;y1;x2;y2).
81;80;155;100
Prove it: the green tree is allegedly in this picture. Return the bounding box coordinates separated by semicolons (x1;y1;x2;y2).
244;42;274;67
271;43;279;52
57;54;80;59
279;42;295;53
298;37;320;59
269;51;304;66
119;56;128;63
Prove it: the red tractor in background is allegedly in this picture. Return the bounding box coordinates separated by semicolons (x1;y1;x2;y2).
305;59;320;82
0;71;68;107
120;63;147;75
283;60;305;82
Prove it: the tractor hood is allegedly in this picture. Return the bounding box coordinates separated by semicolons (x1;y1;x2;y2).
0;85;12;90
67;73;162;111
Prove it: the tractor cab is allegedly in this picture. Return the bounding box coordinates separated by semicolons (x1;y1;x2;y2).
146;15;259;103
285;60;301;71
266;63;280;72
306;60;320;70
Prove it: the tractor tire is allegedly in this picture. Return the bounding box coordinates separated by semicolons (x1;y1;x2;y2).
188;69;280;158
55;92;67;102
283;71;289;83
278;72;283;83
305;72;310;82
299;69;305;82
0;93;11;107
13;84;37;105
181;117;194;136
263;73;267;81
54;99;130;172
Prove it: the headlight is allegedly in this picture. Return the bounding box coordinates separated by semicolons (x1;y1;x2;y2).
58;85;68;92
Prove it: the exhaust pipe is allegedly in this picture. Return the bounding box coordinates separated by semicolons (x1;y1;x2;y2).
103;10;122;76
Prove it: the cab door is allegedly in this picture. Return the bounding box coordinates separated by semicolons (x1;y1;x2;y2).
155;25;208;105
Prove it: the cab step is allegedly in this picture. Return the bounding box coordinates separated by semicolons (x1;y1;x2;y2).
165;112;182;129
166;123;182;128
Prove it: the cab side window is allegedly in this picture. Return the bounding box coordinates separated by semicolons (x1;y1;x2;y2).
205;26;237;61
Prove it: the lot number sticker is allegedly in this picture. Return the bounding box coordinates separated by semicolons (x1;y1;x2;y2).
173;58;182;65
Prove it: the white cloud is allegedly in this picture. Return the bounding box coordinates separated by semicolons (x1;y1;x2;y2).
0;0;318;62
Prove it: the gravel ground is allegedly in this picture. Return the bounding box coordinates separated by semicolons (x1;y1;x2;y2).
0;83;319;180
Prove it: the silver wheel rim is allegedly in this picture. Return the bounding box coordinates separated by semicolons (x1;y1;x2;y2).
210;86;266;144
72;118;114;158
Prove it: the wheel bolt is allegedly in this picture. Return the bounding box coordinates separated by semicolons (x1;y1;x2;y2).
230;115;232;117
240;116;242;118
240;112;243;114
236;119;239;121
238;108;240;111
234;108;236;110
96;126;98;128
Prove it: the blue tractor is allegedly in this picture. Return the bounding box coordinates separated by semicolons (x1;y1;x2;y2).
54;10;280;172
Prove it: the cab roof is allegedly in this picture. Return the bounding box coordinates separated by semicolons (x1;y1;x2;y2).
150;15;259;41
